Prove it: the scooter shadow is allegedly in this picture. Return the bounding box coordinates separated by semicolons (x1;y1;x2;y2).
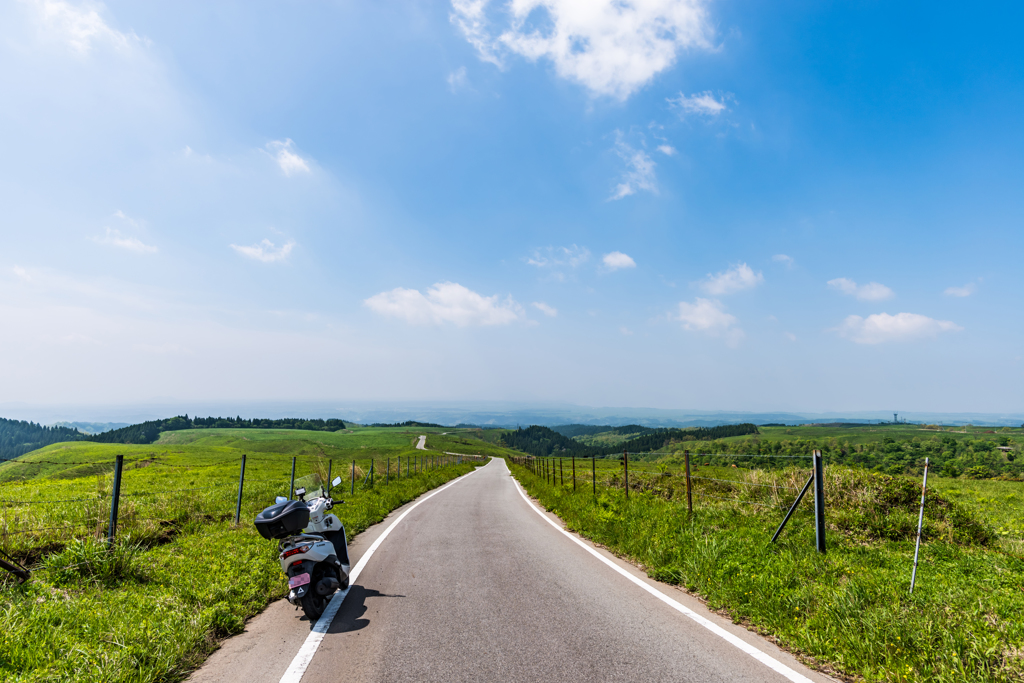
302;584;404;634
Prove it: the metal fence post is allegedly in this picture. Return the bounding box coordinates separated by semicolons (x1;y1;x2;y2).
351;460;355;495
910;457;930;593
684;450;692;514
592;456;596;496
234;454;246;525
289;457;296;498
327;459;332;495
813;449;826;554
623;449;629;500
107;454;123;546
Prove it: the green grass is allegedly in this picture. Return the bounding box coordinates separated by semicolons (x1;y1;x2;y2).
0;428;495;683
508;456;1024;682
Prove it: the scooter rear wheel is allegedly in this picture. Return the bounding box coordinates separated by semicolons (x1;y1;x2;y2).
300;590;328;622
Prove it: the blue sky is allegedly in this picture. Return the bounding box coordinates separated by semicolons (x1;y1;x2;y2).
1;0;1022;414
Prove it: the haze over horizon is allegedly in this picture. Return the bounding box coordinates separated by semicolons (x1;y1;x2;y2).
2;1;1022;414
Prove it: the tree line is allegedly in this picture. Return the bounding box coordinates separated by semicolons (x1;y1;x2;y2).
0;418;84;461
500;424;761;459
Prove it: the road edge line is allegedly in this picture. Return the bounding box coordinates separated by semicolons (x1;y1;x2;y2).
511;474;815;683
279;460;489;683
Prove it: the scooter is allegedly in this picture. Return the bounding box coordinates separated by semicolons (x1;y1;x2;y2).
255;476;351;621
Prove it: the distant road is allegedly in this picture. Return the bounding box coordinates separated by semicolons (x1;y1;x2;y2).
192;458;833;683
415;435;426;450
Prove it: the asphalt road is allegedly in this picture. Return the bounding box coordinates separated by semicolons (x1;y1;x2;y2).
191;458;835;683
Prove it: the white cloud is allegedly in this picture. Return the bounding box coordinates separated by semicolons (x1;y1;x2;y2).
531;301;558;317
94;227;157;254
834;312;962;344
447;66;468;91
30;0;140;55
527;244;590;268
772;254;794;268
602;251;636;271
657;144;677;156
230;239;295;263
675;297;743;346
784;332;797;342
669;90;730;116
619;326;633;335
365;282;524;326
451;0;714;100
700;263;764;295
13;266;32;282
944;283;977;297
265;139;311;176
611;134;657;200
828;277;894;301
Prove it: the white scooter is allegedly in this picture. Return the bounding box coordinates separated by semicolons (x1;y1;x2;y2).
255;477;351;621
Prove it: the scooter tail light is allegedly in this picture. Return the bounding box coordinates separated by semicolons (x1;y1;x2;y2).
281;543;311;560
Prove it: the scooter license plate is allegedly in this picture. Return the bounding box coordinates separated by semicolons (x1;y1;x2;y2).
288;573;311;588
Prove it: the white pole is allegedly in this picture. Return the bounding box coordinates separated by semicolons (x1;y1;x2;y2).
910;457;930;593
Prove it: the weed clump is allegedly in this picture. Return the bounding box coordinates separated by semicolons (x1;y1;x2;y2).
825;470;995;545
44;537;147;587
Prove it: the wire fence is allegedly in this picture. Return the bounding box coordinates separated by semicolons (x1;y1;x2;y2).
0;449;486;582
508;448;827;553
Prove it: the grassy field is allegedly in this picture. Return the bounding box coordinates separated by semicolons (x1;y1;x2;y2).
0;427;490;683
509;454;1024;682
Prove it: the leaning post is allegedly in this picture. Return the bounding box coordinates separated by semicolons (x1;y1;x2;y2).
107;454;124;546
234;454;247;525
289;457;296;499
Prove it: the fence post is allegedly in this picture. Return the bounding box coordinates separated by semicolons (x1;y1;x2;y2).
234;454;246;525
572;455;576;491
813;449;826;554
910;457;930;593
327;459;332;495
289;457;296;498
107;454;123;546
684;450;692;514
623;449;629;500
351;460;355;495
592;456;596;496
370;459;375;486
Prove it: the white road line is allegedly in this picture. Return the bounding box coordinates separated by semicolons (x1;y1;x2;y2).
511;476;815;683
279;462;487;683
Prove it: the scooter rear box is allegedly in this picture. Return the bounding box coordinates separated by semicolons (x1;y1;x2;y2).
255;500;310;540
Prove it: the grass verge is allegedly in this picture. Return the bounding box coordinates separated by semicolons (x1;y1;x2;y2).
0;442;480;683
509;460;1024;682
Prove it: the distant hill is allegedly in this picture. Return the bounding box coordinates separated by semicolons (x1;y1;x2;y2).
501;424;760;459
0;418;84;461
551;424;655;438
52;421;129;435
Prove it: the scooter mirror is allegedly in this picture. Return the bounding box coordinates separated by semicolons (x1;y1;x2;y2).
332;476;343;487
295;487;306;498
275;496;287;504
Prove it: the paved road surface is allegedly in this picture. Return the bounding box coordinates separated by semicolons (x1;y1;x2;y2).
191;458;835;683
416;435;426;450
